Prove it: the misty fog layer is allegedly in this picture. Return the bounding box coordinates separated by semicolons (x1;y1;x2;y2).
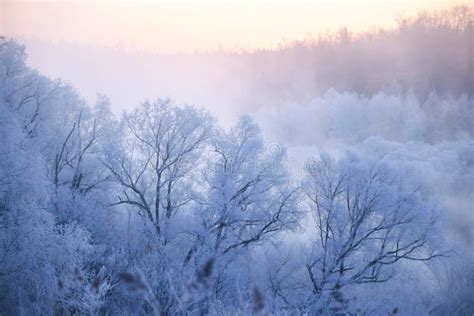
23;5;473;125
1;4;473;315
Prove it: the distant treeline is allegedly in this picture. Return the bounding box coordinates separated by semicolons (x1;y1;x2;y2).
213;5;472;105
21;5;473;119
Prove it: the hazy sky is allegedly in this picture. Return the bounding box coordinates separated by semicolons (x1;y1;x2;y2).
2;0;461;53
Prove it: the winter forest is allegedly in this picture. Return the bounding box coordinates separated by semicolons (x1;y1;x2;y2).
0;3;473;315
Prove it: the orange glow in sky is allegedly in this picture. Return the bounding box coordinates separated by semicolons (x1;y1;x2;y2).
2;0;462;53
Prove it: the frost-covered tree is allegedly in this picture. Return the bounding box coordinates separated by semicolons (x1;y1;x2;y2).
0;39;112;198
182;116;300;308
0;77;93;315
99;99;215;314
199;116;299;255
0;40;117;315
301;154;443;313
105;98;213;242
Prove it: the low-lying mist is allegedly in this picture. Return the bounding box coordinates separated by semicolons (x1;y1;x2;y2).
23;5;473;124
